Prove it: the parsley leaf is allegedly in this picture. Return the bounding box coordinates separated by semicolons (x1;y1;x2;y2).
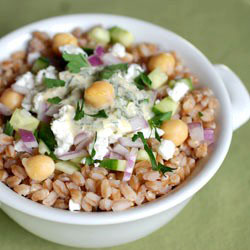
3;121;14;136
74;100;85;121
82;47;94;56
198;111;203;117
132;132;174;175
47;97;62;104
134;72;152;90
37;122;57;152
44;78;65;88
149;111;172;128
85;133;98;166
154;128;161;142
99;63;128;79
87;110;108;118
62;52;89;73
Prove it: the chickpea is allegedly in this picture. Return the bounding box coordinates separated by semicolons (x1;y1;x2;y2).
84;81;115;109
22;155;55;182
52;33;78;54
161;119;188;146
148;53;175;76
0;88;23;111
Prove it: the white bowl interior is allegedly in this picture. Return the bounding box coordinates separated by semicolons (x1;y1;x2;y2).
0;14;232;225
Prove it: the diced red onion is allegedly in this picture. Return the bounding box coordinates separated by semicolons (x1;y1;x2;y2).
113;144;129;158
74;132;92;145
122;148;138;182
14;140;32;153
188;122;204;141
57;149;87;161
0;103;12;116
11;85;29;95
95;46;105;57
119;137;144;148
109;151;123;160
19;129;38;148
204;128;214;145
37;102;50;122
129;116;148;132
88;55;103;66
101;53;121;65
45;105;60;116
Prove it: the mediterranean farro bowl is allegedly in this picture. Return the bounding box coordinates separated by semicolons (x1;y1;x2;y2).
0;14;249;248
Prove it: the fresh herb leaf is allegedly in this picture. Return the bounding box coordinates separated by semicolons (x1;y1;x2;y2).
37;122;57;152
62;52;89;73
44;78;65;88
82;47;94;56
134;72;152;90
85;133;98;166
3;121;14;136
149;111;172;128
139;98;149;104
74;100;85;121
132;132;173;175
32;57;50;73
87;110;108;118
47;97;62;104
99;63;128;80
198;111;203;117
154;128;161;142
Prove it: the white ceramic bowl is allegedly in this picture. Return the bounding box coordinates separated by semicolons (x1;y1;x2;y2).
0;14;249;248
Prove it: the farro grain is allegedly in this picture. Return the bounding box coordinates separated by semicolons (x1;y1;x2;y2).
53;180;69;198
5;145;16;158
112;199;133;211
145;181;162;192
84;192;101;207
0;169;8;181
143;171;160;181
43;178;53;191
54;199;68;210
14;184;30;196
6;176;21;188
111;187;121;201
145;191;156;201
30;183;42;193
31;189;49;202
0;134;13;145
129;175;140;191
101;179;112;198
11;164;27;179
120;182;137;201
42;191;58;206
99;198;113;211
85;178;96;192
71;171;85;186
81;198;92;212
70;189;82;204
195;143;208;158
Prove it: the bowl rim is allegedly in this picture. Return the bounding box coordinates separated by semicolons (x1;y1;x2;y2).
0;13;233;225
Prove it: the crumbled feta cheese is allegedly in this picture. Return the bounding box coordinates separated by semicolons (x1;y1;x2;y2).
109;43;126;58
33;93;45;113
51;105;77;155
13;72;34;90
140;127;165;139
125;64;143;81
69;199;81;212
158;139;176;160
36;66;57;85
126;102;137;117
27;52;40;64
59;45;87;56
167;82;189;102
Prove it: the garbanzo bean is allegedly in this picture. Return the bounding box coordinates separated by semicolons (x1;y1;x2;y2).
84;81;115;109
22;155;55;181
161;119;188;146
0;88;23;110
52;33;78;54
148;53;175;76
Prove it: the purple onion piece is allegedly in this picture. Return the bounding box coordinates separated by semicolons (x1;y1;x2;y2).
19;129;38;148
88;55;103;66
94;46;105;57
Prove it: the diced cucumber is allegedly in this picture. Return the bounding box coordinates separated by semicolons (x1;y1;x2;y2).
32;57;50;73
168;78;193;90
100;159;127;171
136;149;156;162
88;27;110;45
109;26;134;47
38;140;50;155
148;68;168;89
153;97;178;115
55;161;80;175
10;109;39;132
70;156;85;164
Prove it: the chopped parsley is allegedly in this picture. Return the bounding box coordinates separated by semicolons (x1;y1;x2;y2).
139;98;149;104
87;109;108;118
99;63;128;79
74;100;85;121
134;72;152;90
37;122;57;152
3;121;14;136
132;132;174;175
47;97;62;104
44;78;65;88
82;47;94;56
154;128;161;142
85;133;100;166
149;111;172;128
62;52;89;73
198;111;203;117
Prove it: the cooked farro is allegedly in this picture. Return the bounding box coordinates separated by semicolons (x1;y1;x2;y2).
0;25;219;212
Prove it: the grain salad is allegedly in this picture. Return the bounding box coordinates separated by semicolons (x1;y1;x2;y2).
0;25;219;212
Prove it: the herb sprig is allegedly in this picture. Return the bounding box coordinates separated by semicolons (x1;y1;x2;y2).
134;72;152;90
62;52;89;73
47;97;62;104
74;100;85;121
99;63;128;79
132;132;174;175
3;121;14;136
85;133;100;166
44;78;65;88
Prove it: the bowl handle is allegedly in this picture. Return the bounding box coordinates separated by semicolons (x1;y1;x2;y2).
214;64;250;131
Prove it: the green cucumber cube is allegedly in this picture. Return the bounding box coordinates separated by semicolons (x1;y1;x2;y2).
136;149;156;162
100;159;127;171
109;26;134;47
153;97;178;115
148;68;168;89
32;57;50;73
88;27;110;45
55;161;80;175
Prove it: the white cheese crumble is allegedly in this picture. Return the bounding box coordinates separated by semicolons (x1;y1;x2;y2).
59;44;87;56
13;72;34;90
125;64;143;81
51;105;77;155
36;66;57;85
27;52;40;64
167;82;189;102
140;127;165;139
109;43;126;58
158;139;176;160
69;199;81;212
